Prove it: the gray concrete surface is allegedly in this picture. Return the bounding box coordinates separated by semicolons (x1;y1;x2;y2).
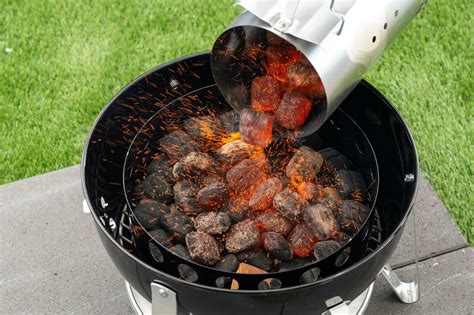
0;165;472;314
388;173;468;267
368;247;474;314
0;166;133;314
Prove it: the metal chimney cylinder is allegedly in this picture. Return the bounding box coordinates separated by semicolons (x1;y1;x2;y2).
212;0;427;135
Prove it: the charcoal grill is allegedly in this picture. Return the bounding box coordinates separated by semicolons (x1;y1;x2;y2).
82;51;420;314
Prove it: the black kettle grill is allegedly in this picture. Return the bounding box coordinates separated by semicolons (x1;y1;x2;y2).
81;52;419;314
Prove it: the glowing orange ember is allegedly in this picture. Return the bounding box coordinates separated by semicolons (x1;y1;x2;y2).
266;45;299;83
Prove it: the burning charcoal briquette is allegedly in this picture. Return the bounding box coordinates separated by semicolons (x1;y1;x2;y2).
237;250;274;272
262;232;293;261
318;147;352;170
288;60;320;86
320;196;341;216
201;174;224;186
172;151;215;181
320;187;343;202
225;219;260;253
173;181;200;215
134;199;170;231
185;231;220;266
147;155;173;180
215;254;239;272
297;182;321;202
226;158;270;200
286;146;324;183
275;91;312;130
303;204;339;241
169;244;191;260
335;170;367;199
288;57;325;100
266;45;299;82
320;192;341;217
219;110;240;133
287;224;316;258
159;130;199;160
196;181;229;209
249;177;283;212
251;76;281;113
313;240;341;262
134;178;150;198
221;199;249;223
273;188;308;221
135;173;174;204
215;140;260;169
239;108;273;148
160;210;193;243
255;210;293;236
194;211;231;235
148;229;173;248
337;200;369;235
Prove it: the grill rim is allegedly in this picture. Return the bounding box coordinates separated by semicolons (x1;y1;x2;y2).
81;51;419;294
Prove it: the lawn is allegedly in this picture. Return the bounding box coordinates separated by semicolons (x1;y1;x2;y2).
0;0;472;242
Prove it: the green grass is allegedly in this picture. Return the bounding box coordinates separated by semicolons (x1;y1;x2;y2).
0;0;472;242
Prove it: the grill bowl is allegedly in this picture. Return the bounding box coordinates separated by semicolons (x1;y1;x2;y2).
82;52;418;314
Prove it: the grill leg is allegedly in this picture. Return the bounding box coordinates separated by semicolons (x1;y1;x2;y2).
381;205;420;303
322;282;374;315
151;282;178;315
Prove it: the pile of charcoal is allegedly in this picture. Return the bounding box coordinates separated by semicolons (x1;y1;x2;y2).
132;108;370;274
237;32;325;148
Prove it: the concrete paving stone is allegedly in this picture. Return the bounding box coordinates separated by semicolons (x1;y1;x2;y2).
0;165;470;314
388;173;468;267
367;247;474;315
0;166;133;314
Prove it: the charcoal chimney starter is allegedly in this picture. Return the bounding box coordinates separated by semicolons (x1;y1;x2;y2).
211;0;427;135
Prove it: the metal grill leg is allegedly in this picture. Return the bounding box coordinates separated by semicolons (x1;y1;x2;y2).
151;282;178;315
381;206;420;303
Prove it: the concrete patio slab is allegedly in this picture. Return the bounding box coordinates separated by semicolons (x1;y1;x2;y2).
0;165;471;314
0;166;133;314
367;247;474;314
388;173;468;267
